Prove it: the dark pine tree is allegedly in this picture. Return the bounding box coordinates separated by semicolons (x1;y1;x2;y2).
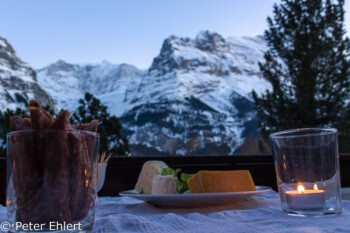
0;108;29;157
252;0;350;151
72;92;130;156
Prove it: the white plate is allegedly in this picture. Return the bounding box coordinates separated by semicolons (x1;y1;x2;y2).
119;186;271;208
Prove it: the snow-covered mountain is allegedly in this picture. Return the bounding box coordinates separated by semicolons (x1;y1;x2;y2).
0;36;54;111
37;60;145;116
121;31;270;155
37;31;271;155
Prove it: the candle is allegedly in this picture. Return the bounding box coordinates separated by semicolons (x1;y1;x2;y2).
285;184;325;210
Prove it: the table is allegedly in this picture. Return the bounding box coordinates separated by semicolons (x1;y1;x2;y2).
1;190;350;232
93;190;350;232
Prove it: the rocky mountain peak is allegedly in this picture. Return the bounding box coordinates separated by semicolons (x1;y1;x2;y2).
148;31;265;79
0;36;15;54
0;35;55;111
155;31;228;56
194;30;228;52
0;37;35;79
148;35;183;76
45;59;77;74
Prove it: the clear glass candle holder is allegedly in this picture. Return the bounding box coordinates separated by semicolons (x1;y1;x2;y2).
270;128;342;216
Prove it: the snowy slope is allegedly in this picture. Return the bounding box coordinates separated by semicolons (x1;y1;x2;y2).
120;31;270;155
0;36;54;111
37;60;145;116
37;31;271;155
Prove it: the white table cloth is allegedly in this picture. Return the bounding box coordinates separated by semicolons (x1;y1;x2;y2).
1;190;350;232
93;190;350;233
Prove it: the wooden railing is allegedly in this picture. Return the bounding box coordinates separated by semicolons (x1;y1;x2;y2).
1;155;350;205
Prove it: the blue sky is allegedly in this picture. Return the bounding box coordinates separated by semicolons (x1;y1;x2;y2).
1;0;349;69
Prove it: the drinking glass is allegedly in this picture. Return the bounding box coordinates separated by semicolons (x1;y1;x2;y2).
270;128;342;216
7;130;99;232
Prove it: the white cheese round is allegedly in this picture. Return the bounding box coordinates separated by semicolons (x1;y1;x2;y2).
152;175;176;194
135;161;169;194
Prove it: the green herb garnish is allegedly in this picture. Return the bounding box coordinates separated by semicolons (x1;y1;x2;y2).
161;168;192;194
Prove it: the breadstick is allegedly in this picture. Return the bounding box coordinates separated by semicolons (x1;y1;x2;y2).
42;110;72;223
9;116;42;224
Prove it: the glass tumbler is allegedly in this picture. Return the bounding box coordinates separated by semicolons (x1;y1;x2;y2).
7;130;99;232
270;128;342;216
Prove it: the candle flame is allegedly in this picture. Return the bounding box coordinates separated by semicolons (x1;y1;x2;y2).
314;184;318;190
297;184;305;194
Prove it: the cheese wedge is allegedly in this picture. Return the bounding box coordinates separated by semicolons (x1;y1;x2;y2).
135;161;168;194
187;170;256;193
152;175;176;194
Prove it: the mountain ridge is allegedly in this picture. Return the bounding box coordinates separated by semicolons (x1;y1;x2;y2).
37;31;271;155
0;36;54;111
0;31;271;155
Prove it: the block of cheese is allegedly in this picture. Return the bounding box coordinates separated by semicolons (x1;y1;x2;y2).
152;175;176;194
187;170;256;193
135;161;168;194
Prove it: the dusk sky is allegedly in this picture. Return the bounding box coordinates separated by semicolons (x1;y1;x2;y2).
1;0;350;69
